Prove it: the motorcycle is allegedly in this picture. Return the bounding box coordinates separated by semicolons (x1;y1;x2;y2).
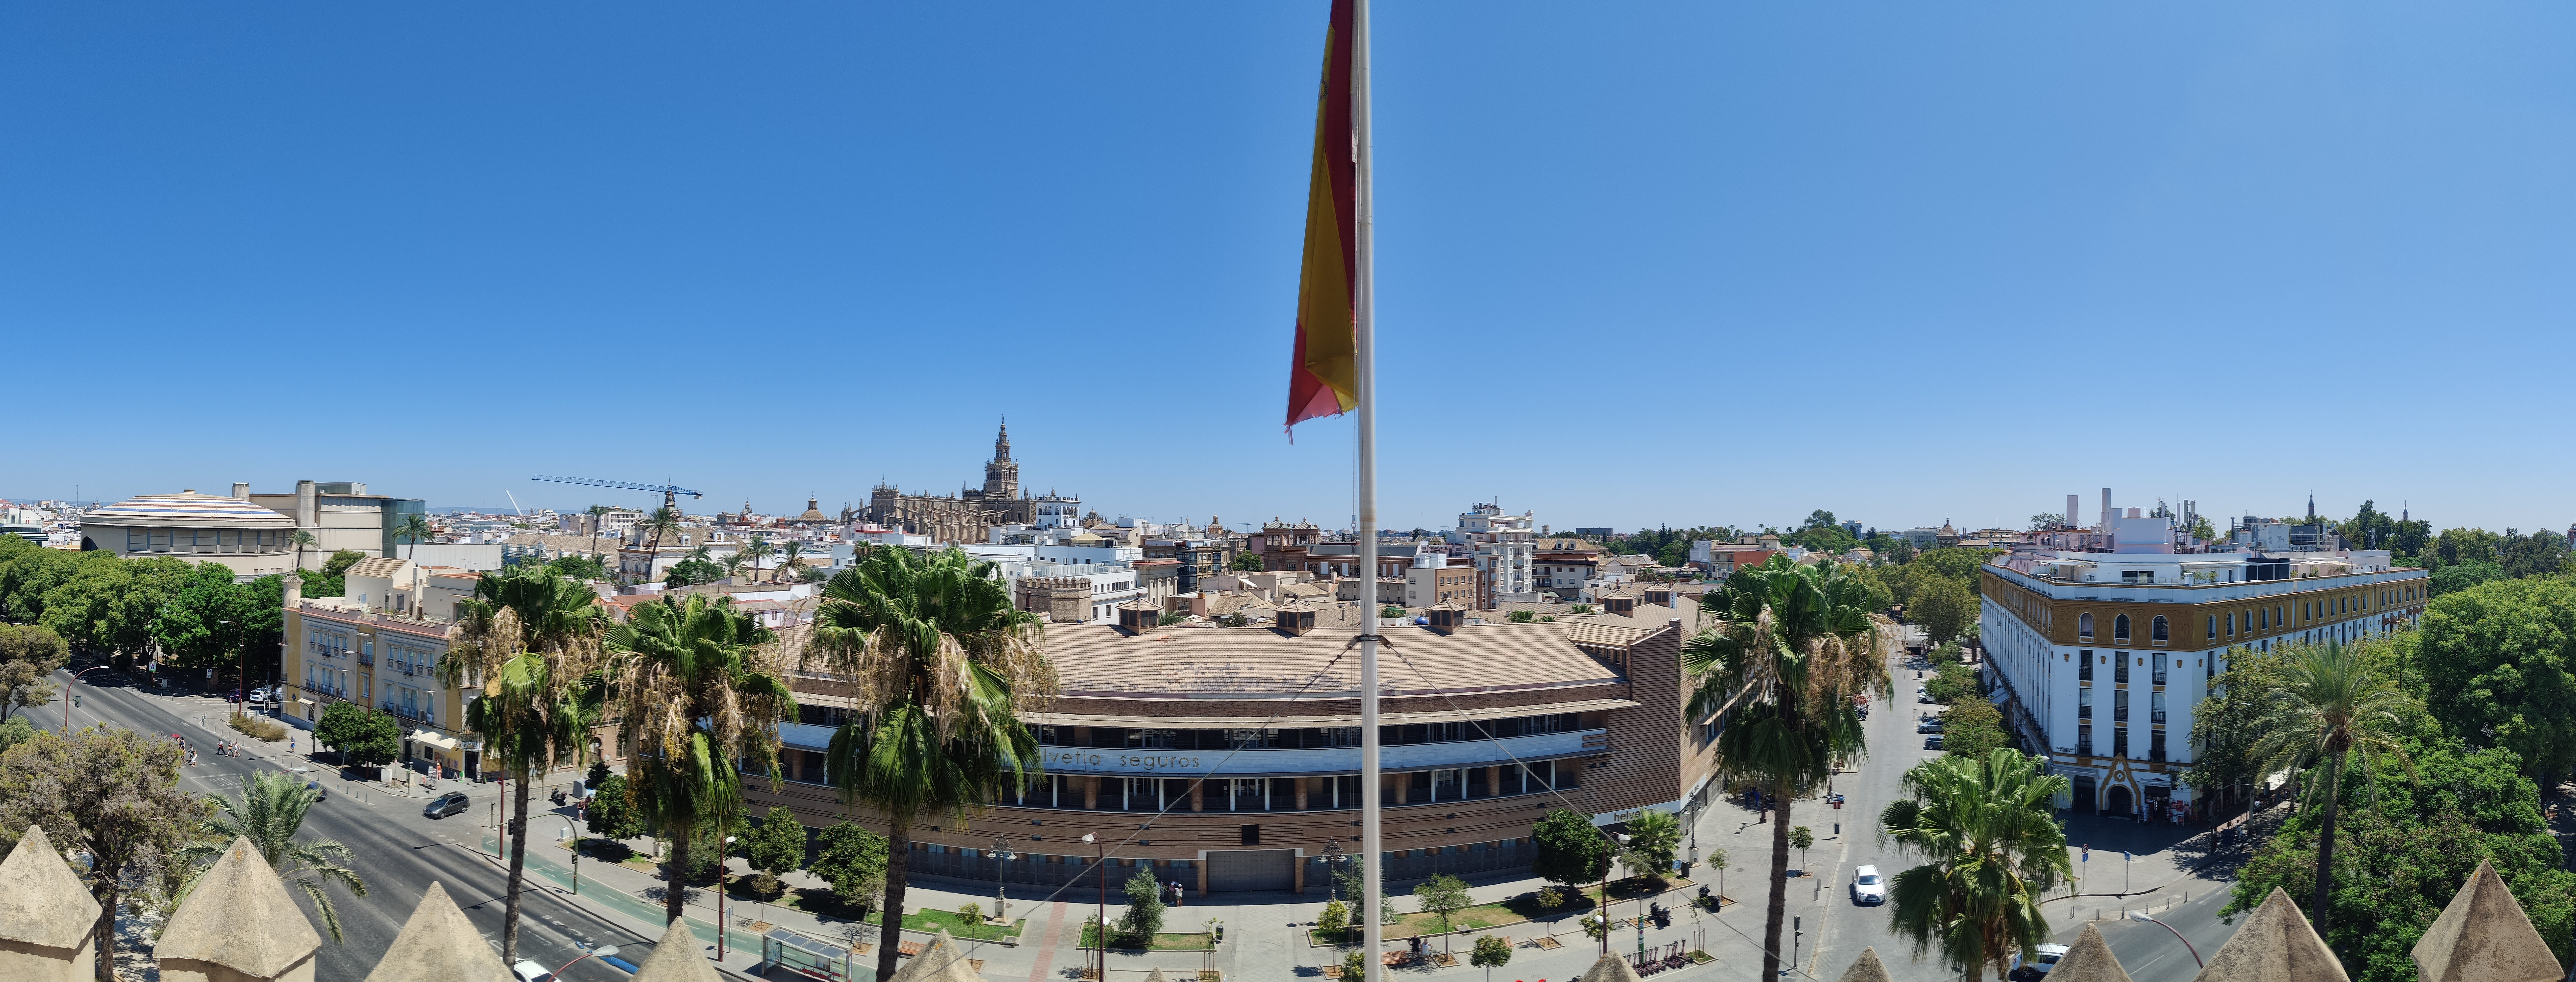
550;788;567;806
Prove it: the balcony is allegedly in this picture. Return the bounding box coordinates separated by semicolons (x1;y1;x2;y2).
2113;705;2129;722
356;652;374;666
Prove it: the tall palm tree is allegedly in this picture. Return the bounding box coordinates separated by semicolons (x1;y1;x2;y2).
287;528;317;572
1682;555;1889;981
445;566;607;964
390;514;436;562
175;771;368;942
741;535;779;583
723;549;756;584
602;593;796;927
2249;641;2415;937
630;507;685;586
807;547;1055;982
777;541;809;583
1878;749;2071;982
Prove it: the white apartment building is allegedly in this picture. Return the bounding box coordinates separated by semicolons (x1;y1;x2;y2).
1448;502;1537;606
1980;528;2427;822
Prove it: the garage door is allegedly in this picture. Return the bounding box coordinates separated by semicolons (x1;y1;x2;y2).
1204;849;1296;892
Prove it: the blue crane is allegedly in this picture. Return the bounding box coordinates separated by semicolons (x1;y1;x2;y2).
529;475;703;512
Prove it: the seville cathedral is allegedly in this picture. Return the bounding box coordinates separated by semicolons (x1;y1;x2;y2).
863;421;1079;543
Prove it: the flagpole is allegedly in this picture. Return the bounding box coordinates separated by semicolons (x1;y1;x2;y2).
1351;2;1382;982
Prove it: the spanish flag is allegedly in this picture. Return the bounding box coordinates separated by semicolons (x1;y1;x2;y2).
1286;0;1357;432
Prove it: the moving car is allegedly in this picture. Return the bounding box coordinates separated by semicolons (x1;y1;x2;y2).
423;791;471;819
1850;865;1887;905
1923;735;1945;750
511;960;554;982
2012;944;2070;979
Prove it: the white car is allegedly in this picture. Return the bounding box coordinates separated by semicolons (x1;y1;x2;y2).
510;960;553;982
1850;865;1886;905
2012;944;2070;978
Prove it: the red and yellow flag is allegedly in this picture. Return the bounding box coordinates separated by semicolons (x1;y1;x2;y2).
1286;0;1357;432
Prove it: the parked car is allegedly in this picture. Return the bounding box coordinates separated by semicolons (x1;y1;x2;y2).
249;686;274;702
1850;865;1887;905
1916;719;1944;734
1923;735;1945;750
423;791;471;819
2012;944;2070;979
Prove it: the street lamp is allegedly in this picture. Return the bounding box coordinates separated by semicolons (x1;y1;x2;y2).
65;666;108;730
2125;912;2203;967
558;818;581;895
990;837;1017;926
1323;839;1344;903
1084;832;1104;982
717;835;738;961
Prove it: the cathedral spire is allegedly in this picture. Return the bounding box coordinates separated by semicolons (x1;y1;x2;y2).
994;418;1012;462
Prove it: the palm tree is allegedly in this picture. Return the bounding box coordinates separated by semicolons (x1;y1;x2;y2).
1878;749;2071;982
742;535;779;583
630;507;685;586
2249;641;2415;937
446;566;607;964
1681;555;1889;981
391;513;436;561
723;549;756;584
603;593;796;927
176;771;368;942
777;541;809;583
807;547;1055;982
287;528;317;572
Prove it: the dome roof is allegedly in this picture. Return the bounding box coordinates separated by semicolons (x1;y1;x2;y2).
83;492;294;528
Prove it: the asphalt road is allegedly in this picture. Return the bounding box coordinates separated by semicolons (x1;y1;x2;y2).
2047;885;2234;982
44;667;660;981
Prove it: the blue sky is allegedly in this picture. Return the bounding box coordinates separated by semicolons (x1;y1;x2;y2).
7;3;2572;536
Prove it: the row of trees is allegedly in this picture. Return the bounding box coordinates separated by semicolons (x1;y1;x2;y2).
0;536;385;683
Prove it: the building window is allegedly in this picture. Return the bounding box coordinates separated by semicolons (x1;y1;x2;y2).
2113;726;2129;758
2075;725;2092;756
2113;690;2129;722
2113;615;2131;642
2152;654;2167;686
2078;650;2093;682
2078;688;2092;719
2078;613;2094;640
2206;615;2216;640
2151;691;2168;724
2149;731;2167;762
2114;655;2130;685
2227;612;2236;635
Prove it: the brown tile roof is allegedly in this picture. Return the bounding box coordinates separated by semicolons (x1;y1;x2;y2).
346;557;412;579
1034;607;1656;699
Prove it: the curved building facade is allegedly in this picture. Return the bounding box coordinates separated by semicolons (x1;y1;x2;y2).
76;490;298;577
748;588;1716;896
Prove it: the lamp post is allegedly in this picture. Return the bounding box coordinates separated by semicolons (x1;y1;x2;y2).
2124;912;2202;967
559;817;581;895
65;666;107;730
717;835;737;961
1085;832;1104;981
991;837;1017;926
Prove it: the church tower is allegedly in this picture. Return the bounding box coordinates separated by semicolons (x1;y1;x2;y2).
983;420;1021;501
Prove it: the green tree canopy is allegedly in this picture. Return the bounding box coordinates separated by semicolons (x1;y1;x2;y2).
1618;809;1681;882
298;550;369;599
1938;697;2010;761
810;821;889;913
2225;737;2576;982
584;774;645;843
745;805;809;886
1907;577;1975;643
2249;642;2418;937
1414;873;1471;934
0;724;215;970
2412;578;2576;778
1229;551;1265;572
175;770;366;943
314;702;402;769
1531;808;1612;889
0;624;69;722
1118;869;1165;942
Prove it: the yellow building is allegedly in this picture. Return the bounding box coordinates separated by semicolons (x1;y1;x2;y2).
279;563;624;781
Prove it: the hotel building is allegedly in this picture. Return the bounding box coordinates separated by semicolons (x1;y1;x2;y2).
743;587;1717;896
1978;518;2427;821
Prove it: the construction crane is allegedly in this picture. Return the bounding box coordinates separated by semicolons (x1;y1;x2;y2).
530;475;703;512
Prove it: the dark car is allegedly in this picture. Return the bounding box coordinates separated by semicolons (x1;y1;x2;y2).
1923;735;1946;750
424;791;470;819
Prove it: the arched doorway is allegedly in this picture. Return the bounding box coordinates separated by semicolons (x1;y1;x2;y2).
2106;784;2134;818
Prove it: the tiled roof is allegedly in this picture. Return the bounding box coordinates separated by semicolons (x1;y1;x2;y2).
82;492;293;527
346;558;413;579
1035;605;1659;698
